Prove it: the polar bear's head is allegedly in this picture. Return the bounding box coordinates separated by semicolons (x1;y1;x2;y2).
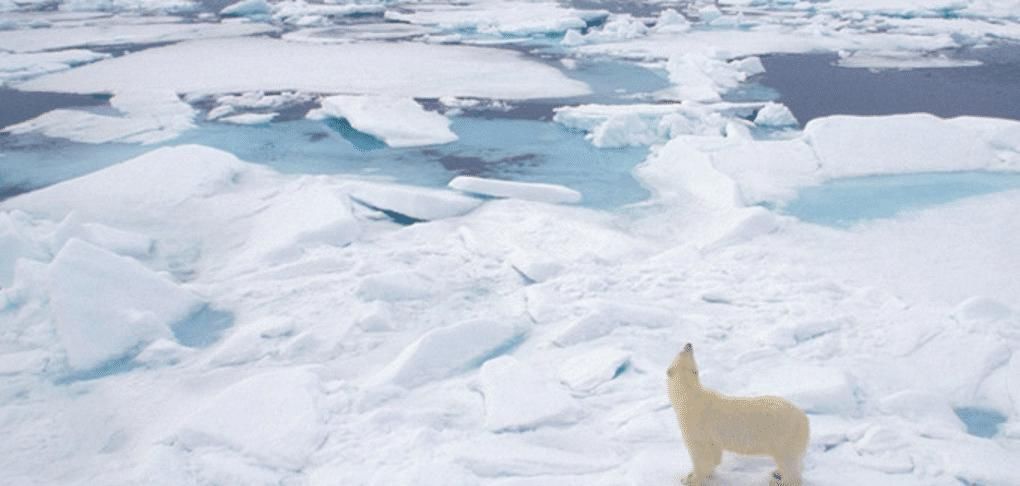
667;343;700;388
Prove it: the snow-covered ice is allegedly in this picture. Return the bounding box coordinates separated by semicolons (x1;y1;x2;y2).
16;37;592;99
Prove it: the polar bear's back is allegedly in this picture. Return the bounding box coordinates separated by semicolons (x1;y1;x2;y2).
703;392;809;457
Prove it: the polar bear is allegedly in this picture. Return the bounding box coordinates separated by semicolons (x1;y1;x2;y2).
667;343;809;486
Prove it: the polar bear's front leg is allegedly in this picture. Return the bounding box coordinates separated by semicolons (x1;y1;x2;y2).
682;441;721;486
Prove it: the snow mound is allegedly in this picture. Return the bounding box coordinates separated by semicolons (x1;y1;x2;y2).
47;238;202;371
557;347;631;392
316;95;456;148
17;37;591;100
4;90;195;144
449;176;582;204
552;301;673;346
370;318;526;388
177;369;325;470
478;356;582;432
348;182;482;221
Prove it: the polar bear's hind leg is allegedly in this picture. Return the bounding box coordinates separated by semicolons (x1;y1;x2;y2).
769;454;803;486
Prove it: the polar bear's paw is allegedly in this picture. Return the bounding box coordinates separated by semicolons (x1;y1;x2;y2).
769;469;801;486
681;472;710;486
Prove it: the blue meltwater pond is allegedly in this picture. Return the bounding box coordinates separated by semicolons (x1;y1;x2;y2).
780;172;1020;227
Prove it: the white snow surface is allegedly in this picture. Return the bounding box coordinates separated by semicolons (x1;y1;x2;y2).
15;37;592;99
316;95;457;147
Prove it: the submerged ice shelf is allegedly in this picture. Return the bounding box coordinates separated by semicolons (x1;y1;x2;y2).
780;172;1020;227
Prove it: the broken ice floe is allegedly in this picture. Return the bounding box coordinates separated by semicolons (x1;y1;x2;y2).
449;176;582;204
311;95;457;148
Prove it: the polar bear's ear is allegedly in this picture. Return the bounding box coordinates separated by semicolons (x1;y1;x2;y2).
683;343;693;353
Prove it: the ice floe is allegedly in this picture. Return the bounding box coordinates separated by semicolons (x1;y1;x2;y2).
313;95;457;148
0;49;109;86
4;90;195;143
0;20;275;53
449;176;582;204
384;0;608;37
17;37;591;99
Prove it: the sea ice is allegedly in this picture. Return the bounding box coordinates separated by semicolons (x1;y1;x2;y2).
551;301;673;347
449;176;582;204
753;102;799;127
314;95;457;148
176;369;325;470
218;112;276;125
552;102;735;148
0;20;275;53
384;0;608;37
347;182;483;221
17;37;591;99
0;49;109;86
478;356;582;432
241;183;360;263
47;238;202;371
557;347;631;392
370;318;526;388
4;90;195;144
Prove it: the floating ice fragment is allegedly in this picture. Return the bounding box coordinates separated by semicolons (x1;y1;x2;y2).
449;176;582;205
220;0;270;17
316;95;456;148
348;182;482;221
4;90;195;144
218;112;277;125
754;102;799;127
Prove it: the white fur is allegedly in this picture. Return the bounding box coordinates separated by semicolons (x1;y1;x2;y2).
668;344;809;486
